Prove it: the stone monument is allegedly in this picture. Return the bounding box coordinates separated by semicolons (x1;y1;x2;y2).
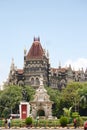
30;75;53;119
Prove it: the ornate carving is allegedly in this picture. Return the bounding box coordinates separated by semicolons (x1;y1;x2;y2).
30;75;53;119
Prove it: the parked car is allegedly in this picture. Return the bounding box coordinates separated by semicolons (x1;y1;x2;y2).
84;121;87;130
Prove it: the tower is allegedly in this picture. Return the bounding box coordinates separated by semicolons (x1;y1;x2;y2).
24;37;50;88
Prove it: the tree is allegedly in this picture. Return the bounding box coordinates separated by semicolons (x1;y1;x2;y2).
0;85;35;118
58;82;83;116
77;84;87;115
45;86;61;117
0;85;22;117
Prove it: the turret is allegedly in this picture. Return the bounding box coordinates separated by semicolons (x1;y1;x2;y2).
24;47;27;67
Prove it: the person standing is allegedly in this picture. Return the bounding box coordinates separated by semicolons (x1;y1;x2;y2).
7;118;11;129
73;118;77;128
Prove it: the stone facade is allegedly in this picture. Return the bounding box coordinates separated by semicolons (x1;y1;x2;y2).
30;75;53;119
6;37;87;90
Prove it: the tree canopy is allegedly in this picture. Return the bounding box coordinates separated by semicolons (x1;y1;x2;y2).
0;82;87;118
0;85;35;118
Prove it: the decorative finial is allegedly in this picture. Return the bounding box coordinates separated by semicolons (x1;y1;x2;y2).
33;36;40;42
12;58;14;64
69;64;71;69
10;58;15;70
59;61;61;69
34;37;35;41
47;50;49;58
24;46;27;56
38;36;40;41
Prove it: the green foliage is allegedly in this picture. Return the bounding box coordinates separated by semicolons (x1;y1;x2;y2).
78;85;87;110
45;82;87;117
76;116;84;127
1;81;87;118
61;82;81;105
0;85;35;118
0;85;22;118
33;119;60;127
81;116;87;121
0;118;85;128
25;117;32;126
72;112;79;118
63;107;72;123
63;107;72;117
60;116;68;127
21;85;35;102
11;119;25;127
45;86;61;117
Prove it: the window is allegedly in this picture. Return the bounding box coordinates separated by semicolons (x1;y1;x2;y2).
31;78;34;85
36;77;40;85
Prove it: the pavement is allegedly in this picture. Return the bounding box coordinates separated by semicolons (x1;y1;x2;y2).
0;127;84;130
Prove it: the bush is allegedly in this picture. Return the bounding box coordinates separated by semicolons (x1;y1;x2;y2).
76;116;84;127
82;116;87;121
60;116;68;127
25;117;32;126
72;112;79;118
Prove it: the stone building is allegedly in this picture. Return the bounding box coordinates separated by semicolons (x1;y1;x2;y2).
6;37;87;90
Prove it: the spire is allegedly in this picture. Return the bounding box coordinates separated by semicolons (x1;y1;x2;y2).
47;50;49;58
81;67;84;72
10;58;17;72
58;61;61;69
33;36;40;42
10;58;15;70
69;64;72;69
24;46;27;56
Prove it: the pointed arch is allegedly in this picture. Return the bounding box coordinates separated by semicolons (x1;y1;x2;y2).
31;77;34;85
36;77;40;85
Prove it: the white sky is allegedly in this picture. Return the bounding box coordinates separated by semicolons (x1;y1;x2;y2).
0;0;87;85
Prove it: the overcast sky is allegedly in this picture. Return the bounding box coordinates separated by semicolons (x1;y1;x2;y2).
0;0;87;85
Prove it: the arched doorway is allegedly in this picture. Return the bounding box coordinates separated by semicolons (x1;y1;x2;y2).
37;109;45;116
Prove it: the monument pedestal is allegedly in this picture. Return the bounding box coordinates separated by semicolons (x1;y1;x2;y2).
30;75;53;119
19;101;30;119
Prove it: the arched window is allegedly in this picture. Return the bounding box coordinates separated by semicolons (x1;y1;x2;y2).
36;77;40;85
31;78;34;85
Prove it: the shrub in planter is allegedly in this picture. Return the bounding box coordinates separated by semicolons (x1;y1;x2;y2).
60;116;68;127
25;117;32;127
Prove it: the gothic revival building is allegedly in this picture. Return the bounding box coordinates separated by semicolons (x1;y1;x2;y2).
6;37;87;90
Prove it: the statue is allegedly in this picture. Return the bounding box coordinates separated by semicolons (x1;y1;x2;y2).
22;88;27;101
40;75;43;85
